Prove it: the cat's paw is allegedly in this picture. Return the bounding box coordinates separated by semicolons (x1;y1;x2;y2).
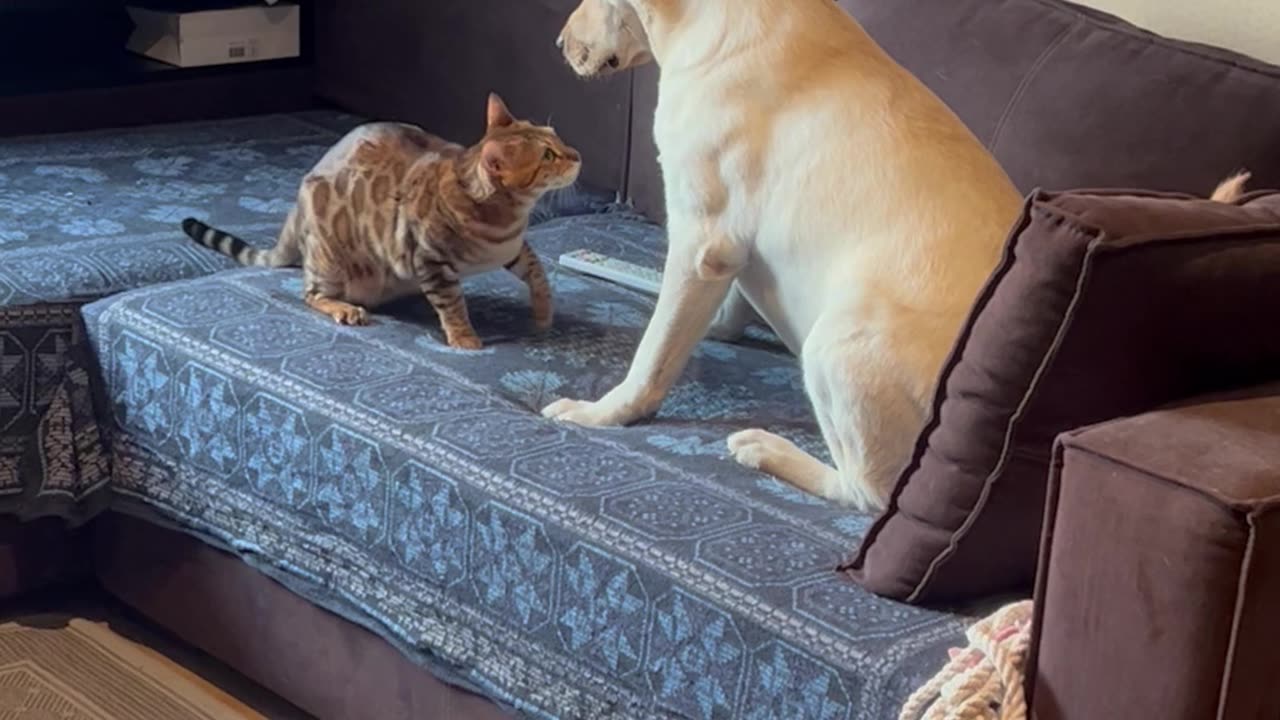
328;306;369;326
534;310;554;332
541;398;624;427
447;334;484;351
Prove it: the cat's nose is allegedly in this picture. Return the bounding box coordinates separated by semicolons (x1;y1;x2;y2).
565;148;581;163
555;34;565;50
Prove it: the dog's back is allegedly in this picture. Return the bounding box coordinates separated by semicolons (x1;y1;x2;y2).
657;0;1022;350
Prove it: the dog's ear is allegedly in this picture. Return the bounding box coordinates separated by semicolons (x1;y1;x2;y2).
486;93;515;130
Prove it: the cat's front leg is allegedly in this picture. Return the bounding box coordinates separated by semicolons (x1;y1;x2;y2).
504;241;553;331
542;214;742;426
304;270;369;326
420;261;482;350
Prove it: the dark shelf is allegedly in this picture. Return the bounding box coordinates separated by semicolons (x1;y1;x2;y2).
0;1;316;136
0;49;310;98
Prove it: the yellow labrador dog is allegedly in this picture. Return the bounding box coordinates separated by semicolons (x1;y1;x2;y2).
546;0;1023;510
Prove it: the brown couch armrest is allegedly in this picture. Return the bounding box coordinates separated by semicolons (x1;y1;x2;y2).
1031;383;1280;720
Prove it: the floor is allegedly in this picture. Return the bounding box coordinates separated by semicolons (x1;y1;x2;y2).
0;586;310;720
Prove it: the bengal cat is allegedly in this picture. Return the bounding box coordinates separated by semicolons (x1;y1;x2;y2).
182;93;582;349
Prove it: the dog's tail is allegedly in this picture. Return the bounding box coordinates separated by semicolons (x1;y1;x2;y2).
1210;170;1251;203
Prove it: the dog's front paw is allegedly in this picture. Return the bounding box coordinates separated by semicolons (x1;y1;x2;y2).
541;398;624;427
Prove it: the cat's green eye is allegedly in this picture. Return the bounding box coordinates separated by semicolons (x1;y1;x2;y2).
543;148;556;162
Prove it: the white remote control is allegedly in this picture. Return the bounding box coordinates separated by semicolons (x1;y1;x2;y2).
558;249;662;295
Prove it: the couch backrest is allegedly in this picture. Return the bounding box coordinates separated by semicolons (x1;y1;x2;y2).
624;0;1280;221
314;0;633;192
1072;0;1280;64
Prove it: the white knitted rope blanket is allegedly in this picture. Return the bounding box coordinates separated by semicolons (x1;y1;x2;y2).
899;600;1034;720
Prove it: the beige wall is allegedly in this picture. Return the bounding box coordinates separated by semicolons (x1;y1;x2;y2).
1075;0;1280;64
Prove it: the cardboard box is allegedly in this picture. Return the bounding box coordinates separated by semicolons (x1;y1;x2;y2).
126;3;300;68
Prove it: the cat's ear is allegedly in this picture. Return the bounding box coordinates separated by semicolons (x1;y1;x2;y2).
486;93;515;130
480;141;506;179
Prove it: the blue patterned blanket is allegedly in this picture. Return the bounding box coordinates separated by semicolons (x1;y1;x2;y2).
0;112;359;514
0;113;611;517
83;212;972;719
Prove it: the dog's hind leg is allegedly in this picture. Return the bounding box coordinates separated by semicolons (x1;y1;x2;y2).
706;281;760;342
728;312;929;511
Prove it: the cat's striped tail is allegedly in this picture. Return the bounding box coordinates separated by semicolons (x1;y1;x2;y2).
181;215;301;268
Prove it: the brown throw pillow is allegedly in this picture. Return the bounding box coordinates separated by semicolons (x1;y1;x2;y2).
847;189;1280;604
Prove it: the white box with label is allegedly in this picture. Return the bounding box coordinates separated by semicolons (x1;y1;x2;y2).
125;3;300;68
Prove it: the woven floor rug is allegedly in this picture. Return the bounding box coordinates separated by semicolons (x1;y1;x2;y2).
0;615;269;719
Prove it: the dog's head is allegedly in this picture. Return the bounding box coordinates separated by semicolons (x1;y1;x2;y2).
557;0;654;78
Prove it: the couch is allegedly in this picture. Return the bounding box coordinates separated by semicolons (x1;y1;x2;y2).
2;0;1278;719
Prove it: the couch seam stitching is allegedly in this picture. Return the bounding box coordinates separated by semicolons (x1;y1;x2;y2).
1023;0;1280;77
1217;512;1258;720
987;18;1078;152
